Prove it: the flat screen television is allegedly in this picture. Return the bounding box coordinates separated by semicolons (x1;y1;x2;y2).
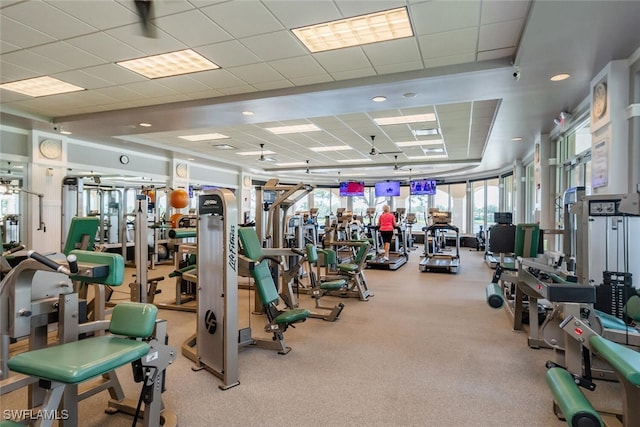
410;179;436;195
339;181;365;197
375;181;400;197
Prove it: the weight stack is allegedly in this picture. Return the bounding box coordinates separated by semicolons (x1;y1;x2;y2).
595;271;633;320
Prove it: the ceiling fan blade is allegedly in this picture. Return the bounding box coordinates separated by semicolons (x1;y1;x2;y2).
378;150;404;155
134;0;157;38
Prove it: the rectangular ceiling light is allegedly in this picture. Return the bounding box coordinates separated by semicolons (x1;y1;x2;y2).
407;154;448;160
374;113;436;126
309;145;353;152
265;124;321;134
413;128;440;136
395;139;443;147
238;150;275;156
0;76;85;97
116;49;219;79
275;162;307;167
337;158;372;163
179;133;229;141
292;7;413;53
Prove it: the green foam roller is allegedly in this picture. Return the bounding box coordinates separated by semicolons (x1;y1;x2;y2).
168;264;197;278
169;228;196;239
546;367;603;427
625;295;640;322
485;283;504;309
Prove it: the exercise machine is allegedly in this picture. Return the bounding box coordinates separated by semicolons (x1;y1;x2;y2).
484;212;516;269
419;211;460;273
367;209;409;271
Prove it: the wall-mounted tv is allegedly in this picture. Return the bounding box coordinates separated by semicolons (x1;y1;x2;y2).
410;179;437;195
339;181;365;197
375;181;401;197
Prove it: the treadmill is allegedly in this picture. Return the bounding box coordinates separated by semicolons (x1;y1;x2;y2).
484;212;516;269
367;212;409;271
419;212;460;273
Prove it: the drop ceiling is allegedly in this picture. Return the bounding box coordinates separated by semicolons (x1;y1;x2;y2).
2;0;640;183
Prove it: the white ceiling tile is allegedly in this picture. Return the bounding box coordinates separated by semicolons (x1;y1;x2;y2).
81;64;147;86
240;31;308;61
2;50;73;76
216;85;257;97
477;47;514;61
0;39;20;54
262;0;341;28
314;48;371;73
90;85;151;103
0;16;56;49
200;1;285;38
0;61;38;82
153;74;212;94
2;1;98;39
289;74;334;86
185;89;225;100
30;41;106;69
115;0;195;18
106;25;186;56
418;28;478;58
269;56;327;79
481;0;531;25
335;0;408;18
46;0;139;30
189;69;249;90
53;70;112;90
65;33;145;63
121;81;180;98
478;20;523;51
196;40;262;68
424;53;477;69
374;61;424;75
330;68;377;81
153;9;232;47
410;0;481;36
227;63;285;84
363;37;421;66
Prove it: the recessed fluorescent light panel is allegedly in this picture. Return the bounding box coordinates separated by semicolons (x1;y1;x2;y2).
275;162;307;167
412;128;440;136
0;76;85;97
265;124;321;134
374;113;436;126
292;7;413;53
407;154;449;160
395;139;443;147
309;145;353;152
179;133;229;141
337;158;372;163
212;144;236;150
238;150;275;156
116;49;219;79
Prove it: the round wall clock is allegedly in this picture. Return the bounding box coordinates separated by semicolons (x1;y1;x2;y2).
119;155;130;165
176;163;188;178
593;82;607;119
39;139;62;159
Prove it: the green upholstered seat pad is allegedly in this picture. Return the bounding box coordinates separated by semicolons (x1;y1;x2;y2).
69;250;125;286
274;308;310;324
337;264;358;272
169;264;197;278
595;309;634;332
109;302;158;337
320;279;346;290
238;227;263;261
590;335;640;386
306;244;318;264
8;336;149;384
319;249;337;265
545;367;602;425
252;260;279;305
0;420;23;427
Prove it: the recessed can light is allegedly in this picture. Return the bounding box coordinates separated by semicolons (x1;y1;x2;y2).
550;73;570;82
372;96;387;102
242;111;254;116
512;137;523;141
139;122;152;127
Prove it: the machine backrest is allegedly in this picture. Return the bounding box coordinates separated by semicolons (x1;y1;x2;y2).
238;227;263;261
109;302;158;338
251;260;279;305
305;243;319;265
515;223;540;258
353;242;370;265
63;217;99;255
69;250;125;286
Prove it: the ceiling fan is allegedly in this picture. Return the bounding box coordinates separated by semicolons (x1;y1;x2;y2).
134;0;157;38
368;135;403;156
258;143;277;162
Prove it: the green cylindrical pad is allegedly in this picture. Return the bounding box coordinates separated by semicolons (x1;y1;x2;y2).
545;368;602;427
169;228;196;239
485;283;504;309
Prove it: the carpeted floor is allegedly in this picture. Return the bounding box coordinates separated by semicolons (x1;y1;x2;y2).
2;247;621;426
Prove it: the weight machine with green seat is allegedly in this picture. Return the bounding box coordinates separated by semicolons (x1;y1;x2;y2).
303;243;345;321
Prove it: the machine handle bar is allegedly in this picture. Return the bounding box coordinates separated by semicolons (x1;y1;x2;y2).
27;250;77;276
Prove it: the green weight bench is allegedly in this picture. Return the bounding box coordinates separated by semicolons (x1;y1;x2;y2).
550;314;640;427
304;244;346;322
324;241;372;301
7;302;177;427
250;259;310;354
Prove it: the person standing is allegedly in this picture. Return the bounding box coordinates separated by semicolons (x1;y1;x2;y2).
378;204;398;261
